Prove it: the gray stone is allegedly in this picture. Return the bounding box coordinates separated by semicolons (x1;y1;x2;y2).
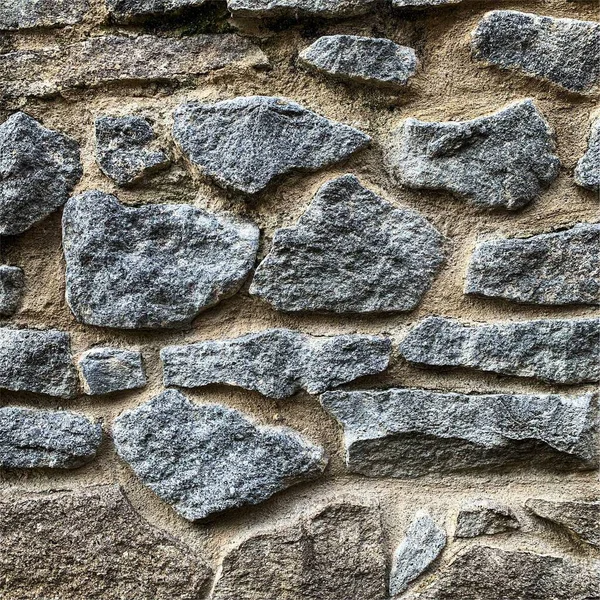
386;99;559;210
391;0;462;6
62;191;259;330
575;118;600;191
319;388;598;477
399;317;599;384
471;11;600;94
79;347;146;395
454;498;520;538
0;0;88;30
161;328;391;399
0;112;82;236
227;0;375;18
465;223;600;306
106;0;209;22
95;116;169;186
172;97;369;194
299;36;417;88
0;486;212;599
212;501;387;600
250;175;444;312
0;407;101;469
113;390;327;520
0;327;78;398
0;266;24;316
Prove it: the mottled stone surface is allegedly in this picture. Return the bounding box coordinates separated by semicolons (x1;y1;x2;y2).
0;266;24;316
392;0;461;5
386;100;559;210
454;498;520;538
0;486;212;599
472;11;600;94
79;347;146;395
400;317;599;384
172;98;369;194
0;0;88;30
250;175;444;312
106;0;209;21
465;224;599;306
320;388;597;477
63;191;259;329
113;390;327;520
227;0;375;18
0;112;82;235
575;118;600;191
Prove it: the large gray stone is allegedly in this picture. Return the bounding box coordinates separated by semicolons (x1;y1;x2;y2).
0;0;88;30
172;98;370;194
320;388;598;477
575;118;600;191
250;175;444;312
0;265;24;316
0;112;82;236
399;317;599;384
62;191;259;329
113;390;327;520
454;498;520;538
465;223;600;306
79;347;146;395
386;99;559;210
227;0;375;18
105;0;209;21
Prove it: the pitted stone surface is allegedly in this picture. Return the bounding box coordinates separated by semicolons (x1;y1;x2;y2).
62;191;259;329
172;98;370;194
386;100;559;210
250;175;444;312
0;0;88;30
320;388;597;476
392;0;462;5
575;118;600;191
465;224;600;306
454;498;520;538
79;347;146;395
113;390;327;520
0;266;24;316
106;0;209;21
472;11;600;94
0;112;82;236
227;0;375;17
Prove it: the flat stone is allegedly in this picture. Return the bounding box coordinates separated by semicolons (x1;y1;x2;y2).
250;175;444;312
454;498;520;538
172;97;370;194
0;486;212;599
161;328;391;399
391;0;462;5
575;118;600;191
0;266;24;316
62;191;259;329
212;501;387;600
320;388;598;477
227;0;376;18
79;347;146;395
399;317;599;384
113;390;327;520
0;112;82;236
386;99;560;210
465;224;600;306
0;0;88;30
106;0;209;22
299;36;417;88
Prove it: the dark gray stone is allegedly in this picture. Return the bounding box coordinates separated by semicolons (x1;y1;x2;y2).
250;175;444;312
0;0;88;30
575;118;600;191
0;266;24;316
79;347;146;395
226;0;375;18
113;390;327;520
454;498;520;538
386;99;559;210
399;317;599;384
105;0;209;22
0;112;82;236
172;97;370;194
465;224;600;306
62;191;259;330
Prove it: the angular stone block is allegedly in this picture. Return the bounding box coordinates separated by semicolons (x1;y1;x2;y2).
0;0;88;30
575;118;600;191
0;265;24;316
227;0;376;18
105;0;209;21
454;498;520;538
79;347;146;395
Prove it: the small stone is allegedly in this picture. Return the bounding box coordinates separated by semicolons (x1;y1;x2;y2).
227;0;375;18
575;118;600;191
465;224;600;306
391;0;462;5
62;191;259;329
299;36;417;88
105;0;209;22
113;390;327;520
0;112;82;235
250;175;444;312
399;317;599;384
386;99;559;210
0;0;88;30
0;266;24;316
172;97;370;194
455;498;520;538
79;347;146;395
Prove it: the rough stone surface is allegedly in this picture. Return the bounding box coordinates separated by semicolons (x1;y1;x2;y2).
172;98;370;194
79;347;146;395
161;328;391;399
391;0;462;5
250;175;444;312
113;390;327;520
106;0;209;21
399;317;599;384
226;0;375;18
62;191;259;329
320;388;598;477
454;498;520;538
0;266;24;316
386;99;560;210
0;112;82;236
0;486;212;599
212;501;387;600
575;118;600;191
465;223;600;306
471;11;600;94
0;0;88;30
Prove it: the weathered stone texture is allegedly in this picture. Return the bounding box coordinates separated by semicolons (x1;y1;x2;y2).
392;0;461;5
226;0;375;17
575;118;600;191
454;498;520;538
106;0;209;21
0;0;88;30
0;266;24;316
79;347;146;395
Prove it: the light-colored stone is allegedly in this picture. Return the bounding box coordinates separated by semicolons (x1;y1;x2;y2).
0;266;24;316
227;0;376;18
575;118;600;191
455;498;520;538
79;347;146;395
0;0;88;30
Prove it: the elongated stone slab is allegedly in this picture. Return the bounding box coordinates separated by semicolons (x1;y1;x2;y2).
392;0;462;5
386;100;559;210
0;266;24;316
250;175;444;312
0;0;88;30
455;498;520;538
227;0;376;18
113;390;327;520
575;118;600;191
105;0;209;21
79;348;146;395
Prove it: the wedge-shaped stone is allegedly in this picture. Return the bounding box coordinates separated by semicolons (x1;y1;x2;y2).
399;317;599;384
250;175;444;312
106;0;209;21
172;98;369;194
113;390;327;520
79;347;146;395
386;100;559;210
0;0;88;30
0;265;24;316
62;191;259;329
455;498;520;538
320;388;597;477
227;0;375;18
575;118;600;191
